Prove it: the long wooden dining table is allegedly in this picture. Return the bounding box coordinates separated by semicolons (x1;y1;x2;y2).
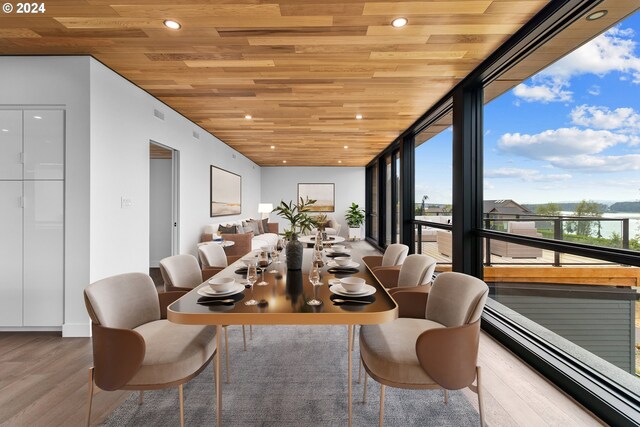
168;249;398;426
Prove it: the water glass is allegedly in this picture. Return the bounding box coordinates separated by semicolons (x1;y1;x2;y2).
307;262;323;306
245;265;258;306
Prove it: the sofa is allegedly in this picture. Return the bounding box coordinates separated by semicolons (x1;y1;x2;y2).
490;221;542;258
415;215;451;242
202;219;279;259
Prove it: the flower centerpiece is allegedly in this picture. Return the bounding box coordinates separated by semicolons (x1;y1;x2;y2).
272;197;316;270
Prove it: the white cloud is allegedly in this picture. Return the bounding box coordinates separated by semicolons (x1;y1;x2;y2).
588;85;600;96
498;127;635;158
485;167;572;182
512;26;640;103
497;127;640;172
542;26;640;83
570;104;640;133
513;81;572;103
551;154;640;172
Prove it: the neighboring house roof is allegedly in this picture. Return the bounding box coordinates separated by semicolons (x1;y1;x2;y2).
483;200;532;214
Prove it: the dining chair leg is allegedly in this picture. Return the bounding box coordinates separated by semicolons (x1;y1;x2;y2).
86;367;94;427
358;358;362;384
242;325;247;351
363;371;368;403
224;326;230;384
444;389;449;405
379;384;385;427
178;384;185;427
477;366;485;427
138;391;144;405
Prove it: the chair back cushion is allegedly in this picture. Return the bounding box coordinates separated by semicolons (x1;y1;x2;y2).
198;244;228;268
508;221;536;234
84;272;160;329
381;244;409;267
159;254;202;289
397;254;437;287
426;272;488;327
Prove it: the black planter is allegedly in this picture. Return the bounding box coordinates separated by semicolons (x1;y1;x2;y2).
286;234;304;270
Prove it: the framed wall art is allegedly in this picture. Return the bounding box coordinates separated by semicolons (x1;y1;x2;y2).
297;183;335;212
210;166;242;217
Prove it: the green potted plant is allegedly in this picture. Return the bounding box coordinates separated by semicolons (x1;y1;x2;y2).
345;202;365;240
272;197;316;269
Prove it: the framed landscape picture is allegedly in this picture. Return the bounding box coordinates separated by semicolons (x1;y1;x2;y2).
210;166;242;217
298;183;335;212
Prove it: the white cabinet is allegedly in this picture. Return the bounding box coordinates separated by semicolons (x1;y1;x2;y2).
0;111;23;180
0;109;64;328
0;182;23;326
23;181;63;326
24;110;64;180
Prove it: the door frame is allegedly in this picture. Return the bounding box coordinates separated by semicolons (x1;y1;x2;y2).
149;140;180;257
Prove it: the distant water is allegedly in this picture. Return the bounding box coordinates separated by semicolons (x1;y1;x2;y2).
560;212;640;239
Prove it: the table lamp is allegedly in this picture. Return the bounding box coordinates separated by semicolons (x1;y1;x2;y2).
258;203;273;220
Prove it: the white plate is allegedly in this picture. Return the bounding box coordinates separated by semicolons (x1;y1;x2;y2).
327;260;360;268
330;284;376;298
197;284;245;297
326;248;351;254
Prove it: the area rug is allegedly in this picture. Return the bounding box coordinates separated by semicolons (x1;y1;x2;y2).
101;325;480;426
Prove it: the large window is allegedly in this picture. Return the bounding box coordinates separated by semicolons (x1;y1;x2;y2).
414;113;453;262
483;11;640;390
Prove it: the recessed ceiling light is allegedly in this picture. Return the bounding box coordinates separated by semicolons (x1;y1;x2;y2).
33;116;42;120
163;20;181;30
391;17;408;28
1;129;8;132
586;10;607;21
355;114;363;120
282;160;287;164
245;115;252;120
338;160;342;164
270;145;275;149
344;145;349;149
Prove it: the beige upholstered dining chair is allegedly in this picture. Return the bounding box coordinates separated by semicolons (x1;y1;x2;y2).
359;272;489;426
159;254;246;383
83;273;217;427
362;243;409;271
373;254;437;290
198;243;229;274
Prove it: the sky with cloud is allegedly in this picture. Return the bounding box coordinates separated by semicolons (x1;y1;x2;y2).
416;11;640;205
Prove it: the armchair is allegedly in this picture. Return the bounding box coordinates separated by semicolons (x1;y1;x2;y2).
362;243;409;272
359;272;489;426
83;273;217;427
373;254;436;289
198;243;229;277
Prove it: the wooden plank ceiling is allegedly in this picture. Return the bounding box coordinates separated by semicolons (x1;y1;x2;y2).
0;1;549;166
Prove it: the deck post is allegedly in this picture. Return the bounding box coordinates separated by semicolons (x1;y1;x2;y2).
553;218;563;266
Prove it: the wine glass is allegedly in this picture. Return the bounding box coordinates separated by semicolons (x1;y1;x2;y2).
244;265;258;306
257;251;269;286
268;245;279;273
307;262;323;306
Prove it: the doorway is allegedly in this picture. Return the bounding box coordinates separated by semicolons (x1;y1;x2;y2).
149;141;179;268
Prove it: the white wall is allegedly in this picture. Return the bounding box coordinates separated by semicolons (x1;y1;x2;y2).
260;167;365;237
0;56;262;336
0;56;91;337
149;158;172;267
89;58;261;284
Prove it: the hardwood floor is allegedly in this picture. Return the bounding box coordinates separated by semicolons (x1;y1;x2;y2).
0;330;603;426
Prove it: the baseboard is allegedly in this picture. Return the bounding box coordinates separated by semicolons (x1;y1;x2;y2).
62;322;91;337
150;260;160;268
0;326;61;333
